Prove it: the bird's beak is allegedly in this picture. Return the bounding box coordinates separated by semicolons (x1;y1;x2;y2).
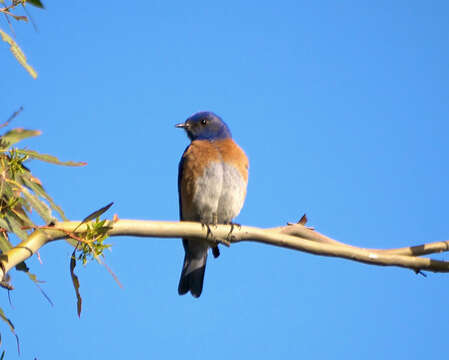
175;122;187;129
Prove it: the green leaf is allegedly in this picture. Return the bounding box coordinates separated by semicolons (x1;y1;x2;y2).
16;261;53;306
0;129;41;149
70;250;82;317
74;202;114;232
15;261;38;283
7;207;34;229
3;215;29;242
27;0;45;8
20;174;67;220
0;28;37;79
16;196;31;213
0;219;12;252
20;187;53;224
15;261;39;284
0;307;15;334
15;261;28;272
0;307;20;354
81;202;113;224
15;149;87;167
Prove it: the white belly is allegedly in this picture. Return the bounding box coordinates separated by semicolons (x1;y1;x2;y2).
192;161;246;224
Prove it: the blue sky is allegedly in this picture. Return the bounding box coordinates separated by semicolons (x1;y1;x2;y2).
1;1;449;359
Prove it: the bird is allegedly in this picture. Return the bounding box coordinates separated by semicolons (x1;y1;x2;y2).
176;111;249;298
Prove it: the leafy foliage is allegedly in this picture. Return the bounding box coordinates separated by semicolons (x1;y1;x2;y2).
70;205;115;317
0;111;85;247
0;108;85;335
0;0;45;79
75;218;113;266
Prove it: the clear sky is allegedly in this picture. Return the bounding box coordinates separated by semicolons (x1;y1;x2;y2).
1;1;449;359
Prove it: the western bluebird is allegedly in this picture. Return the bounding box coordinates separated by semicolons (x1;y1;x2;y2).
176;111;249;298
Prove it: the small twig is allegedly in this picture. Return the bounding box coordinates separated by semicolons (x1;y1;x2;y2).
1;106;23;129
0;8;27;21
31;225;93;244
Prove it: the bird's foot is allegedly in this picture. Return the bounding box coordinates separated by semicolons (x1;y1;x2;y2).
225;222;241;244
201;221;232;248
201;222;214;241
201;221;224;246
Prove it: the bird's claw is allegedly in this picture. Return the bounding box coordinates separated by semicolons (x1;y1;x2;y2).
225;222;240;244
201;222;214;241
230;222;241;232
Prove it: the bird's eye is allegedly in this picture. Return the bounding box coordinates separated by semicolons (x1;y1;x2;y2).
201;119;207;125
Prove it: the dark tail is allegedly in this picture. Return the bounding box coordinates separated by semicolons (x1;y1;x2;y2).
178;241;208;298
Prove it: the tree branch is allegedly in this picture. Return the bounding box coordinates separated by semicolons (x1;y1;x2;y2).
1;219;449;283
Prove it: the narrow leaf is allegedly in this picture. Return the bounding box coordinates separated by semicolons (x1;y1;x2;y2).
0;309;20;354
10;206;34;228
0;128;41;149
21;174;67;220
27;0;45;8
0;219;13;252
77;202;114;230
15;261;39;283
70;250;82;317
0;307;15;333
21;187;53;223
16;149;86;167
15;261;29;273
0;29;37;79
4;215;29;242
0;307;21;355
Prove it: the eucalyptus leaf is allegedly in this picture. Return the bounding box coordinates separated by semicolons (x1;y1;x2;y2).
21;174;67;220
0;129;41;149
70;251;82;317
21;187;54;223
15;261;39;283
74;202;114;232
4;215;29;242
0;219;13;252
16;149;86;167
0;307;15;334
0;28;37;79
27;0;45;8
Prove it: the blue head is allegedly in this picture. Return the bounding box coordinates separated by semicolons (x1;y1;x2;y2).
176;112;232;141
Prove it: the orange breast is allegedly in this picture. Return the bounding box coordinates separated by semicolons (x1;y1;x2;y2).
179;138;249;221
213;138;249;182
179;141;221;219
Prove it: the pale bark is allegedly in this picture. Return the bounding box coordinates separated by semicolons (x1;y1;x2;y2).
1;219;448;282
